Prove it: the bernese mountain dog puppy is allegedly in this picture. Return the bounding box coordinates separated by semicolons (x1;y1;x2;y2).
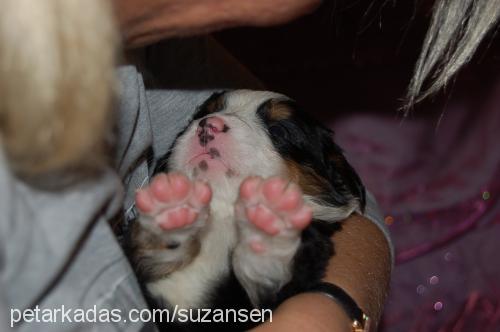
126;90;365;331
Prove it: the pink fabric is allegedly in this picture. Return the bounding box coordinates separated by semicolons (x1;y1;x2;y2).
331;81;500;331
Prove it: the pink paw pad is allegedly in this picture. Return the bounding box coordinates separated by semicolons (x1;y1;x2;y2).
237;176;313;250
135;172;211;231
249;239;266;254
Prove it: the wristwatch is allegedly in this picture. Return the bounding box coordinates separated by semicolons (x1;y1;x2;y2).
306;282;371;332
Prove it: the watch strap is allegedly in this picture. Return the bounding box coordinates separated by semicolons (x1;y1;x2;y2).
305;281;370;331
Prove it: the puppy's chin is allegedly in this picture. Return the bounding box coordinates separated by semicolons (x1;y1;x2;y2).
0;0;119;189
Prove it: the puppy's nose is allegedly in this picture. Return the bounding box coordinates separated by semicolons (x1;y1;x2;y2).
198;116;228;134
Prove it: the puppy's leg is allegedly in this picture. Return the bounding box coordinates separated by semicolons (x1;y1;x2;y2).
128;172;212;282
232;176;312;307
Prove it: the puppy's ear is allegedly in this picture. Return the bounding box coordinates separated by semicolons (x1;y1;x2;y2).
323;138;366;211
0;0;119;188
291;121;366;211
263;99;365;211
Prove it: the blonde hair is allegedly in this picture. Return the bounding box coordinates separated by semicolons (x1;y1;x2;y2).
405;0;500;111
0;0;118;186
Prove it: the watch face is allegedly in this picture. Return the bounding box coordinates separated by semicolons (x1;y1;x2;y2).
352;314;370;332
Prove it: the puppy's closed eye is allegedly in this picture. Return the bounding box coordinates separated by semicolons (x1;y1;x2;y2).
268;124;289;143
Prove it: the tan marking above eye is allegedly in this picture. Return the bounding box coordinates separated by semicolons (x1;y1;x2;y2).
284;159;329;196
268;100;292;121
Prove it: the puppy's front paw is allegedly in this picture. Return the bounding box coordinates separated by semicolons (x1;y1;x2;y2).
235;176;312;253
233;176;312;306
135;172;212;231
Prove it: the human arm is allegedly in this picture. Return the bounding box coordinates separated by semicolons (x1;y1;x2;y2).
253;213;392;331
112;0;320;48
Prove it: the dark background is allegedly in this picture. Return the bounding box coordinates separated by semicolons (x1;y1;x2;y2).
216;0;500;121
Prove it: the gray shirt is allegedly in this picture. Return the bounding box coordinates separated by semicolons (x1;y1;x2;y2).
0;61;391;331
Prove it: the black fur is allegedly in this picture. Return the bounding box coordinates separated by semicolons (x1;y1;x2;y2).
257;99;366;209
192;91;227;121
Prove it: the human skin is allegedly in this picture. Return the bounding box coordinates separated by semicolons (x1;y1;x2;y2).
252;214;392;331
112;1;392;330
113;0;321;48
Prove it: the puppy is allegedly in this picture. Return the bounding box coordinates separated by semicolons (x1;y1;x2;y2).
127;90;365;330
